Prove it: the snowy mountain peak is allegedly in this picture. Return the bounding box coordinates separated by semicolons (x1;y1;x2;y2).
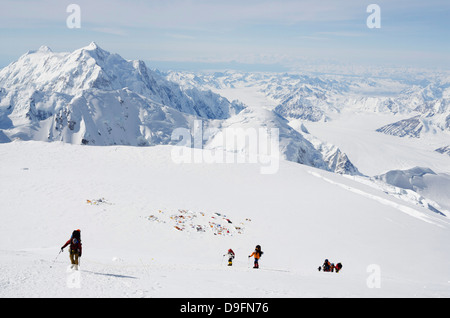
37;45;53;53
85;41;100;50
73;42;111;59
24;45;54;57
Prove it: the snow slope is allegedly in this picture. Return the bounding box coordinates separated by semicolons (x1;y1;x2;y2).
0;141;449;298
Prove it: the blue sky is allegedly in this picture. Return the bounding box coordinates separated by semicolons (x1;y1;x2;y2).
0;0;449;72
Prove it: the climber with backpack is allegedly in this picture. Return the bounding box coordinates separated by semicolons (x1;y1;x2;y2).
225;249;235;266
248;245;263;269
61;229;82;270
322;259;331;272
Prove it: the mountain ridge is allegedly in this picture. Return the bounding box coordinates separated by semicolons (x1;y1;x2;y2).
0;44;360;176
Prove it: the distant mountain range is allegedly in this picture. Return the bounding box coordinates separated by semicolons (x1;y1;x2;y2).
0;43;361;175
167;70;450;138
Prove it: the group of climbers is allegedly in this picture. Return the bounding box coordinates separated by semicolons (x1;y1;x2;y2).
318;259;343;273
224;245;264;269
59;229;266;271
59;230;343;274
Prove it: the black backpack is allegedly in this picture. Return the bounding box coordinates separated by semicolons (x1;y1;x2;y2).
256;245;263;257
72;230;81;241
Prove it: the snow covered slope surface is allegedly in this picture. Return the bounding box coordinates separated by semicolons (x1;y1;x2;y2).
0;141;449;298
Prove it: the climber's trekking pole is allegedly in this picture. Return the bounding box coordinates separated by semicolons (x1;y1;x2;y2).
50;250;62;268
